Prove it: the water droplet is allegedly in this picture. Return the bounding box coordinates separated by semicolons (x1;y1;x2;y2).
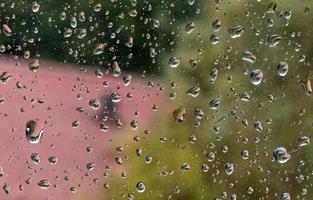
298;135;310;147
31;153;41;164
112;61;121;77
187;85;200;97
32;2;40;12
37;179;50;189
181;162;191;171
209;97;222;110
2;24;12;37
206;152;215;162
168;57;180;68
25;120;44;144
268;34;281;47
0;165;4;177
241;50;256;63
186;0;195;6
300;77;312;96
273;147;291;164
241;150;249;160
89;98;101;110
210;67;218;82
28;59;40;72
77;28;87;39
123;74;132;86
3;183;10;194
210;34;220;45
48;156;58;165
212;19;222;32
93;3;102;12
228;25;244;38
0;72;12;84
266;2;277;13
250;69;263;85
239;92;250;101
86;162;96;171
224;163;234;175
173;107;186;122
130;120;138;130
93;43;107;55
277;62;288;77
111;92;122;103
63;28;73;38
280;192;291;200
145;155;152;164
185;21;195;33
136;181;145;193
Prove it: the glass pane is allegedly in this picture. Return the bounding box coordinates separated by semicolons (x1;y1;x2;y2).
0;0;312;199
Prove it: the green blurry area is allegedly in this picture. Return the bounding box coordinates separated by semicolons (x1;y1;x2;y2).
1;0;313;199
106;1;313;200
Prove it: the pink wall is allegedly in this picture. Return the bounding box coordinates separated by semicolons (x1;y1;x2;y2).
0;57;162;199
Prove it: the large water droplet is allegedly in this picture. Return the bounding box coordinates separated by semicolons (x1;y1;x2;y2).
25;120;44;144
273;147;291;164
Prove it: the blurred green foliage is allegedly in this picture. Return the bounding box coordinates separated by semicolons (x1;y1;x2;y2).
105;0;313;200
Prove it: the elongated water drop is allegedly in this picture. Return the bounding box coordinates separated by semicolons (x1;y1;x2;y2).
25;120;44;144
228;25;244;38
37;179;50;189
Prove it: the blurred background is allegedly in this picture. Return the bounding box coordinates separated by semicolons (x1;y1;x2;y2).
0;0;313;199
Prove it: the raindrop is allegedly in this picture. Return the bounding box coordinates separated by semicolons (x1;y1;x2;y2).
25;120;44;144
268;34;281;47
89;98;100;110
210;67;218;82
241;50;256;63
168;57;180;68
297;135;310;147
37;179;50;189
123;74;132;86
93;43;107;55
2;24;12;37
224;163;234;175
185;21;195;33
28;59;40;72
277;62;288;77
111;92;122;103
228;25;244;38
209;97;222;110
112;61;121;77
250;69;263;85
273;147;291;164
31;153;41;164
280;192;291;200
136;181;145;193
187;85;200;97
48;156;58;165
212;19;222;32
86;162;96;171
32;2;40;13
3;183;10;194
173;107;186;122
